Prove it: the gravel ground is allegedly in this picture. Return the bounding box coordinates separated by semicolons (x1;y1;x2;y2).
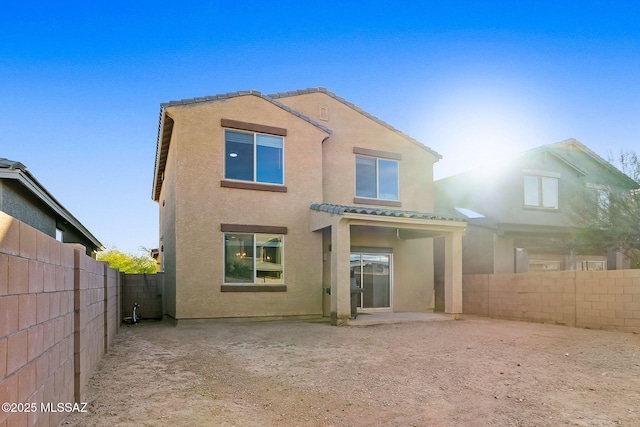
62;315;640;427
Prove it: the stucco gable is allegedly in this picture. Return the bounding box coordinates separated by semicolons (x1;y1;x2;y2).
546;139;638;188
434;138;639;227
160;90;332;134
269;87;442;159
152;90;332;201
437;138;637;189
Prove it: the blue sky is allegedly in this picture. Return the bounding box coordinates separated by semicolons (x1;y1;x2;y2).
2;1;639;253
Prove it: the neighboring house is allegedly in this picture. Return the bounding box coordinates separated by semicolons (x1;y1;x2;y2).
0;158;103;257
434;139;639;275
151;87;466;325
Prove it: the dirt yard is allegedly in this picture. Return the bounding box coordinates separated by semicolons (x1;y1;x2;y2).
62;315;640;427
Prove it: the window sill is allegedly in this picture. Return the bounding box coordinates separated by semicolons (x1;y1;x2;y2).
353;197;401;207
221;180;287;192
221;285;287;292
523;206;559;212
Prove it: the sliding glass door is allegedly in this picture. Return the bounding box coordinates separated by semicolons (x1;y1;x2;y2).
350;253;392;309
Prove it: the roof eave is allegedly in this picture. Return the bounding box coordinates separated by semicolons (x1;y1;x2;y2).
0;168;103;250
151;91;333;202
152;107;173;202
342;212;467;229
550;139;640;188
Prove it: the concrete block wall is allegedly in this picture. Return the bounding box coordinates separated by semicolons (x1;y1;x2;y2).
0;212;121;427
460;274;489;316
105;267;120;352
463;270;640;333
73;246;122;403
575;269;640;330
121;273;163;320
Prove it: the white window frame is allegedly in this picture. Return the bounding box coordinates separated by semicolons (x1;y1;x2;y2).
224;130;285;185
523;169;560;210
355;155;399;201
528;256;563;272
576;259;607;271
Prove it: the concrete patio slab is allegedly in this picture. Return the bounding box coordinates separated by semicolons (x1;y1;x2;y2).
348;311;456;326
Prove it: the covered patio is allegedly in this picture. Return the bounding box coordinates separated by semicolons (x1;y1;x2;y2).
310;203;467;325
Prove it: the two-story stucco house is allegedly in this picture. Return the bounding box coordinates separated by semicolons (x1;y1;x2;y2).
435;139;639;276
152;87;466;325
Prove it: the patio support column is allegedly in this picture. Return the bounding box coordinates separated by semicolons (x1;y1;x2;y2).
444;229;463;316
330;218;351;325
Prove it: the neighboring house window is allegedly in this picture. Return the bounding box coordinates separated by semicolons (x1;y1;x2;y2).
576;260;607;271
528;258;563;271
355;155;399;200
224;233;283;284
586;183;610;221
225;130;284;185
55;228;63;242
523;172;559;209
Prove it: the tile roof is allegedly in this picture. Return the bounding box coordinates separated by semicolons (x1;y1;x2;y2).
153;87;444;200
547;139;639;188
159;89;332;135
0;158;27;170
310;203;466;222
437;138;638;189
269;87;442;159
153;89;333;201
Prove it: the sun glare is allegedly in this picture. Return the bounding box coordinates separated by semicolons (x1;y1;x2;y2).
424;75;548;179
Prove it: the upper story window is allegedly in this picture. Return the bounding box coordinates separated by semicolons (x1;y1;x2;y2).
355;154;399;201
225;130;284;185
523;170;559;209
353;147;402;201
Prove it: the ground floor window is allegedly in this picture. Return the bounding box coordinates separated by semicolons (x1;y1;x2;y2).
224;233;283;284
528;258;563;271
576;260;607;271
527;255;607;272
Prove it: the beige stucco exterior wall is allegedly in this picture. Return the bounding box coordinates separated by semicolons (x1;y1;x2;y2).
395;238;435;311
155;91;458;320
164;96;328;319
158;126;178;318
321;227;331;315
275;92;438;212
278;92;441;314
348;227;435;311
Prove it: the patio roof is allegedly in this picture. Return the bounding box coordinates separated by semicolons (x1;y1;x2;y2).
309;203;466;222
310;202;465;324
